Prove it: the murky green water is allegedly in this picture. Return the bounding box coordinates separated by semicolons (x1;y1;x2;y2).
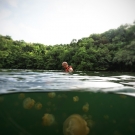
0;70;135;135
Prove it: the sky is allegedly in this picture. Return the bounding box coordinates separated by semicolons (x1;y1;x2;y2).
0;0;135;45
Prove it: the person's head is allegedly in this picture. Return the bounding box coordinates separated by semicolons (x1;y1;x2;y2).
62;62;68;68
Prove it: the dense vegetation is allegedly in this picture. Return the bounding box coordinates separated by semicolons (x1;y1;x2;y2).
0;22;135;71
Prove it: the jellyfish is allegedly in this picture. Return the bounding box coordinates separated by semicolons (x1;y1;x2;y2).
82;103;89;112
112;120;116;124
57;94;67;99
47;101;52;106
104;115;109;120
86;119;95;128
63;114;89;135
0;96;4;103
129;118;135;124
113;130;122;135
120;94;127;99
73;96;79;102
46;108;51;113
18;93;25;99
48;92;56;98
42;113;55;126
57;94;62;99
23;97;35;109
61;94;67;98
35;102;42;110
14;102;19;106
82;114;95;128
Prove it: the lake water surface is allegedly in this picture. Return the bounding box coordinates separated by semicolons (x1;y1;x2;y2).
0;69;135;135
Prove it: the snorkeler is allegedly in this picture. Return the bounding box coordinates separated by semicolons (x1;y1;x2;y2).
62;62;73;73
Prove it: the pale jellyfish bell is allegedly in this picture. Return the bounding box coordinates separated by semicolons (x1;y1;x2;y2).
23;97;35;109
18;93;25;99
42;113;55;126
82;103;89;112
63;114;89;135
73;96;79;102
82;115;95;128
48;92;56;98
0;96;4;103
35;102;42;110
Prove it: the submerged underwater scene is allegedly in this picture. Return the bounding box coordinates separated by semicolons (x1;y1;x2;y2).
0;91;135;135
0;70;135;135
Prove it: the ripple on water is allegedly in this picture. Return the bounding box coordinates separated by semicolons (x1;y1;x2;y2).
0;70;135;97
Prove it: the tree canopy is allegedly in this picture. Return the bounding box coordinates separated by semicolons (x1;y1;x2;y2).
0;22;135;72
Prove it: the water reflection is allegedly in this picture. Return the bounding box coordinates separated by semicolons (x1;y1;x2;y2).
0;70;135;97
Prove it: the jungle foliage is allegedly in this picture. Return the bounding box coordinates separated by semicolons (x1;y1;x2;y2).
0;22;135;71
